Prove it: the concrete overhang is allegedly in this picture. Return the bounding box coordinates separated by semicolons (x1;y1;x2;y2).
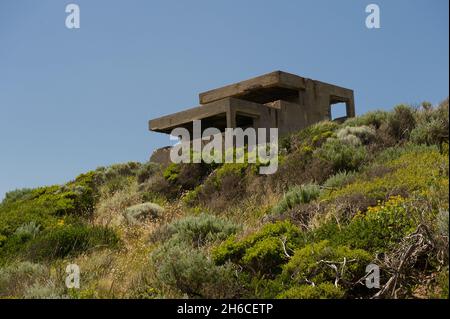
149;97;264;134
198;71;307;105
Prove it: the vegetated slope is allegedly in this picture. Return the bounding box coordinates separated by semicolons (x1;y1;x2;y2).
0;100;448;299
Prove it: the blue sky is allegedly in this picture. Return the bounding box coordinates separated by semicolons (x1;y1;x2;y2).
0;0;448;199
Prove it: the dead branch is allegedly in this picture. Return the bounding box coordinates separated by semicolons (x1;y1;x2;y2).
372;224;435;299
279;236;292;258
317;258;357;287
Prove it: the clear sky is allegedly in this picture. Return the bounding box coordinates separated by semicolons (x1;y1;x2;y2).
0;0;448;199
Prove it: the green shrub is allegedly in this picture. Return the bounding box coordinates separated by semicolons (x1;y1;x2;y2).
14;221;41;239
1;188;33;205
371;143;435;164
184;163;251;209
272;184;321;215
436;210;449;236
276;282;345;299
0;261;47;297
281;240;372;289
25;224;120;261
160;162;216;198
23;281;65;299
336;125;376;146
0;235;6;247
95;162;141;182
314;196;416;252
325;145;448;201
163;163;180;182
323;171;356;189
315;138;367;172
156;213;239;248
136;162;160;184
271;149;334;189
124;202;164;225
434;267;449;299
286;121;339;152
410;99;449;147
213;221;304;275
344;110;390;129
151;244;239;298
388;104;416;140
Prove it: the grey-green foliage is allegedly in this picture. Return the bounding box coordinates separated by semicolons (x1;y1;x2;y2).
0;262;47;297
136;162;160;184
336;125;376;146
23;281;65;299
1;188;33;205
436;210;449;236
272;184;321;215
276;282;345;299
161;213;240;248
124;202;164;225
373;144;438;164
316;138;367;172
96;162;142;181
151;244;238;298
14;221;41;239
344;110;390;129
410;100;449;146
388;104;416;140
149;213;241;298
323;171;357;189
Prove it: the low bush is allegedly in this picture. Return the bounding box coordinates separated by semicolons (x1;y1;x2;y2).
1;188;33;205
281;240;372;291
23;281;65;299
410;99;449;148
433;267;449;299
136;162;160;184
14;221;41;239
165;162;214;188
213;221;304;275
0;261;47;297
151;244;239;298
336;125;376;146
124;202;164;225
314;196;416;253
344;110;390;129
184;163;252;209
25;224;120;261
271;184;321;215
285;121;339;152
326;145;448;202
315;138;367;172
276;282;345;299
323;171;356;189
94;181;142;226
153;213;239;248
95;162;141;183
387;104;416;140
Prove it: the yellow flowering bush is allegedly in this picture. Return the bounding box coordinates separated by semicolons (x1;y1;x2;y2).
324;147;448;201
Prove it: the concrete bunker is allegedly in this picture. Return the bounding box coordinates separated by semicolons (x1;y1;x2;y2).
148;71;355;163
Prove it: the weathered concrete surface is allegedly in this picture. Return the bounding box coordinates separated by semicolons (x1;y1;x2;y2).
199;71;306;105
149;70;355;138
148;71;356;164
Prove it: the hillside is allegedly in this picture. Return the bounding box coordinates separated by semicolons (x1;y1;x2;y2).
0;100;448;299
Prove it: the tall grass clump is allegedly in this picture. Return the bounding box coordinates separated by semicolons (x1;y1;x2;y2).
272;184;321;215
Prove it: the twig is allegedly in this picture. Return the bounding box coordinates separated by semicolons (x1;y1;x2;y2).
279;236;292;259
